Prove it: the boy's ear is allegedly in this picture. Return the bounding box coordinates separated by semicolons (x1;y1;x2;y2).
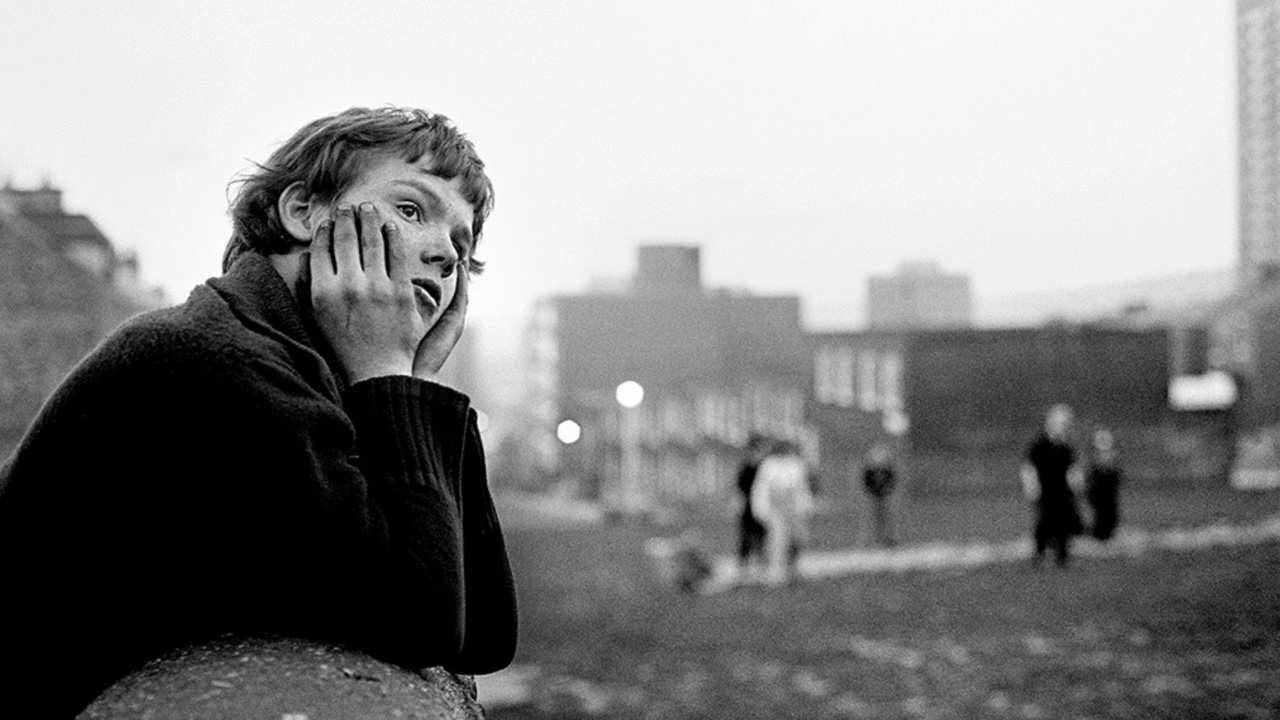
277;181;315;242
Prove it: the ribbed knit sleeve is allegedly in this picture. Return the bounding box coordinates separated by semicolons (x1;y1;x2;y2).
447;411;519;674
341;376;470;490
338;375;517;674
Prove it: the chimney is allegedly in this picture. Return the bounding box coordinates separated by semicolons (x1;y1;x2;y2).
0;183;64;215
632;244;702;295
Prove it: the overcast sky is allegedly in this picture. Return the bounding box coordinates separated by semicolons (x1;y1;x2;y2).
0;0;1237;334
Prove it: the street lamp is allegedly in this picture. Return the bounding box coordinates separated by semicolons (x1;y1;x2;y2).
556;419;582;445
615;380;645;409
615;380;645;514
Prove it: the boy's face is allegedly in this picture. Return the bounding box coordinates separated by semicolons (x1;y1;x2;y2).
312;153;475;331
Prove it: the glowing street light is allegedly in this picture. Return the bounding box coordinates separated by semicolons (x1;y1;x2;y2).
613;380;646;514
556;419;582;445
615;380;645;409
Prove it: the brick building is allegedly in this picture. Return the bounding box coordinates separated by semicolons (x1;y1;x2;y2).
524;244;812;508
0;183;166;458
1194;279;1280;488
809;325;1231;498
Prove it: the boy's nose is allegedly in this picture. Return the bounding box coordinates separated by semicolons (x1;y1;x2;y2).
416;228;458;269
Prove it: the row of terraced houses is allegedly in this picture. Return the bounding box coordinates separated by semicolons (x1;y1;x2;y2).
522;244;1280;508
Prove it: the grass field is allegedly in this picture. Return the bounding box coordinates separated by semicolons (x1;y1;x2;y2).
488;487;1280;719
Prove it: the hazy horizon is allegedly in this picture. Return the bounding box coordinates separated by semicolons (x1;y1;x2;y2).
0;0;1240;342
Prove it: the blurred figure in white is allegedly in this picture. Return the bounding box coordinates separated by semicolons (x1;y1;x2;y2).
751;439;815;585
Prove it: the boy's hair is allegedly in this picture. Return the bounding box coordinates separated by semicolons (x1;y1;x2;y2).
223;106;493;273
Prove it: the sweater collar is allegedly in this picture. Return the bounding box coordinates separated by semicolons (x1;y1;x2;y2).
207;251;347;394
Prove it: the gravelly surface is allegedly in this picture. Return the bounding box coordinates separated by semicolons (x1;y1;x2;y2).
79;636;483;720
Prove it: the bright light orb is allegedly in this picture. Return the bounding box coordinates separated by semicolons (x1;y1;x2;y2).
615;380;645;409
556;419;582;445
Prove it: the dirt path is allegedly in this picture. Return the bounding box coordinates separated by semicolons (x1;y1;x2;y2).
703;513;1280;592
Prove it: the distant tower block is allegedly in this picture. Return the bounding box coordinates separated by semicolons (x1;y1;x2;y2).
1239;0;1280;286
633;244;702;295
867;260;973;330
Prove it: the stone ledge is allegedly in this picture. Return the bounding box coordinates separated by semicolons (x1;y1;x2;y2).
78;636;484;720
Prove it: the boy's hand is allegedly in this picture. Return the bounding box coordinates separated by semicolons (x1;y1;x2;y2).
307;203;426;384
412;262;468;382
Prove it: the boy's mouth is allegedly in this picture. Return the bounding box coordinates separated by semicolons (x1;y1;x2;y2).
411;278;442;313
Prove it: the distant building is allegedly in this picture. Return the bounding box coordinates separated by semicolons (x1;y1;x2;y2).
809;326;1231;497
0;182;166;457
975;268;1235;329
1239;0;1280;286
867;260;972;330
1197;279;1280;488
1204;283;1280;426
633;244;702;295
1098;271;1280;489
524;244;813;508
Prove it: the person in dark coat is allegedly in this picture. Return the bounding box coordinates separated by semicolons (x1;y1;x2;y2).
1085;428;1123;541
0;107;517;717
735;434;769;579
861;443;898;547
1020;404;1084;567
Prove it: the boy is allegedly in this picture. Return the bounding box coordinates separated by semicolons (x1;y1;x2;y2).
0;107;517;716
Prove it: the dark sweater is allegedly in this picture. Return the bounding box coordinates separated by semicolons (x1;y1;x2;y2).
0;252;517;717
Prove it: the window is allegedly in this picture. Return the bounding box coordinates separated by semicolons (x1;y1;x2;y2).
836;350;855;407
814;346;855;406
698;453;717;495
814;349;834;402
880;351;903;410
858;352;878;411
726;396;745;444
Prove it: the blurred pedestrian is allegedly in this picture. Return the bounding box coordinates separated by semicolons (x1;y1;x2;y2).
735;434;769;579
673;531;715;594
861;443;899;547
1085;428;1123;541
1020;404;1084;567
751;439;815;585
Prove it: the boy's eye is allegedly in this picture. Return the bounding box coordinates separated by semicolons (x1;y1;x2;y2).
397;203;422;221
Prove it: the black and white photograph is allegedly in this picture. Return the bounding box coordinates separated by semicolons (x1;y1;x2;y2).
0;1;1277;718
